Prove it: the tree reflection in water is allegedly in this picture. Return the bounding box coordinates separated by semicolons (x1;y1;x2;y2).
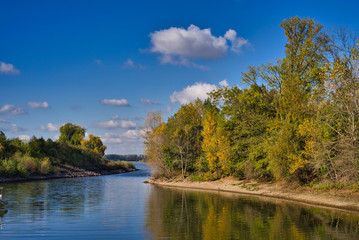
146;186;359;240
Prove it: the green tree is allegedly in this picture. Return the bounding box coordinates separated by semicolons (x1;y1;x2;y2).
164;100;204;177
0;131;6;159
28;137;47;158
58;123;85;145
210;84;275;179
240;17;329;181
81;134;107;156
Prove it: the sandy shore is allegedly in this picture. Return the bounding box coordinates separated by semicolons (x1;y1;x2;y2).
148;177;359;212
0;164;137;183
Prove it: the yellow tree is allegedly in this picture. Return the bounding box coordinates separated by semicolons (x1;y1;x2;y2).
81;134;107;156
202;111;231;178
202;111;219;177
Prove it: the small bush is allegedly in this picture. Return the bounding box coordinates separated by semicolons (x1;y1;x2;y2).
40;158;51;175
16;161;30;177
189;173;206;182
21;154;38;174
1;159;17;176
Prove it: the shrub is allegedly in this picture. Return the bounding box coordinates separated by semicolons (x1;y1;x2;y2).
21;154;39;174
15;160;30;177
40;157;51;175
1;159;17;176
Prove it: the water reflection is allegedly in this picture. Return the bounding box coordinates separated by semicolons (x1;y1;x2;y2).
0;209;8;229
0;162;152;239
3;178;105;220
146;186;359;240
0;163;358;239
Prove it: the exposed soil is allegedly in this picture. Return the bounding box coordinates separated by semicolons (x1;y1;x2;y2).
148;177;359;212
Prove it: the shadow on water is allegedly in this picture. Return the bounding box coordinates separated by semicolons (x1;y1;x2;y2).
145;186;359;240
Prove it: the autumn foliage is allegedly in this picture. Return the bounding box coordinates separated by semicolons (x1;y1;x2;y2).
145;17;359;187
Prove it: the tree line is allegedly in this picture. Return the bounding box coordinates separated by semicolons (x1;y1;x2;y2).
0;122;132;177
105;154;145;161
144;17;359;188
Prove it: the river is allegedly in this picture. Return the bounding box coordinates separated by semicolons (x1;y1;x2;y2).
0;162;358;239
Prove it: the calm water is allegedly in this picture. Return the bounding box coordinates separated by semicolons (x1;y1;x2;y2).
0;162;358;239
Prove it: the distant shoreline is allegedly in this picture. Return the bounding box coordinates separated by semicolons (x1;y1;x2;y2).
0;164;137;184
148;177;359;213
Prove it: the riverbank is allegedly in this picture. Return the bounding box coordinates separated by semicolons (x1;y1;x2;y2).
148;177;359;212
0;164;137;183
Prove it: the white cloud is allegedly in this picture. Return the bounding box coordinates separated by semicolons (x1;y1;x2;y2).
151;25;227;60
170;82;217;105
39;123;59;132
224;29;250;53
123;59;135;68
219;79;229;87
100;99;129;107
122;59;145;69
100;128;146;153
0;61;20;74
97;120;137;129
0;104;26;115
102;132;123;144
104;138;123;144
140;98;159;105
97;120;119;129
150;25;249;68
102;129;144;147
27;101;50;109
17;134;30;141
123;129;145;139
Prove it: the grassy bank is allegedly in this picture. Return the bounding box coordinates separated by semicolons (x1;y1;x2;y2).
0;131;136;180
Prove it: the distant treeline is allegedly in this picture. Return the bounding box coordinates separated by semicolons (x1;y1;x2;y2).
105;154;145;161
144;17;359;188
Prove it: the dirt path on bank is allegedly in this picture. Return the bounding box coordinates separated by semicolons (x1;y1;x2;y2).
148;177;359;212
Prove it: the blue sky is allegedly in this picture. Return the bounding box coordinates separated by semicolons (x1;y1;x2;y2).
1;0;359;154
